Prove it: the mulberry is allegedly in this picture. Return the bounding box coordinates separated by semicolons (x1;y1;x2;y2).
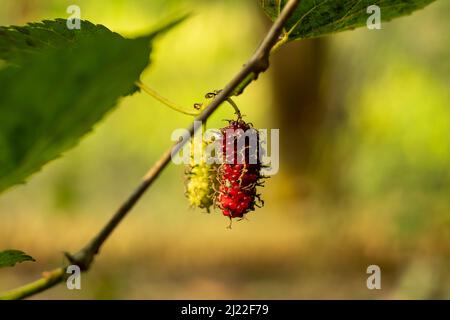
216;118;265;220
185;139;216;212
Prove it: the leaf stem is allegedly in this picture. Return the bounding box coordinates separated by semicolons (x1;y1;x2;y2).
135;80;198;116
270;33;289;55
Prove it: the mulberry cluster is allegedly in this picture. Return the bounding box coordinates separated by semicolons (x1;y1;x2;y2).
184;117;266;223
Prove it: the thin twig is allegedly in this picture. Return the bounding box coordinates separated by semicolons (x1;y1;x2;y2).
0;0;300;300
0;268;65;300
135;81;198;116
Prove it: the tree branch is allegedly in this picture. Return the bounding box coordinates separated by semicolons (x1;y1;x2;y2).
0;0;300;300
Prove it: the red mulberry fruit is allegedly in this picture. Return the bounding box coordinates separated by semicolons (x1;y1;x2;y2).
216;118;265;220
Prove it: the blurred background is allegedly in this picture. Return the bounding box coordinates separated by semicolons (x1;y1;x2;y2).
0;0;449;299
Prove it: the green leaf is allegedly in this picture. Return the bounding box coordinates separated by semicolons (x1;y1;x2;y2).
259;0;436;40
0;250;35;268
0;19;114;66
0;17;185;194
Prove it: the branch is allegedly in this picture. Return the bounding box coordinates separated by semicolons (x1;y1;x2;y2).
0;0;300;300
0;268;64;300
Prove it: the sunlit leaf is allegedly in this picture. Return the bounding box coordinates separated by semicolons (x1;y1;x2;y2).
259;0;436;40
0;250;35;268
0;16;186;194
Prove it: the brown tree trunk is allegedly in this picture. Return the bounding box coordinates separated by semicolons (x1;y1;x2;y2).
269;37;331;197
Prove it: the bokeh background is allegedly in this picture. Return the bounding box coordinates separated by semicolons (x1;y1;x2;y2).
0;0;449;299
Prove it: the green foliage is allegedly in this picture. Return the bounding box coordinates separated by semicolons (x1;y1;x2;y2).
0;17;184;194
345;64;450;197
259;0;436;40
0;19;114;66
0;250;35;268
